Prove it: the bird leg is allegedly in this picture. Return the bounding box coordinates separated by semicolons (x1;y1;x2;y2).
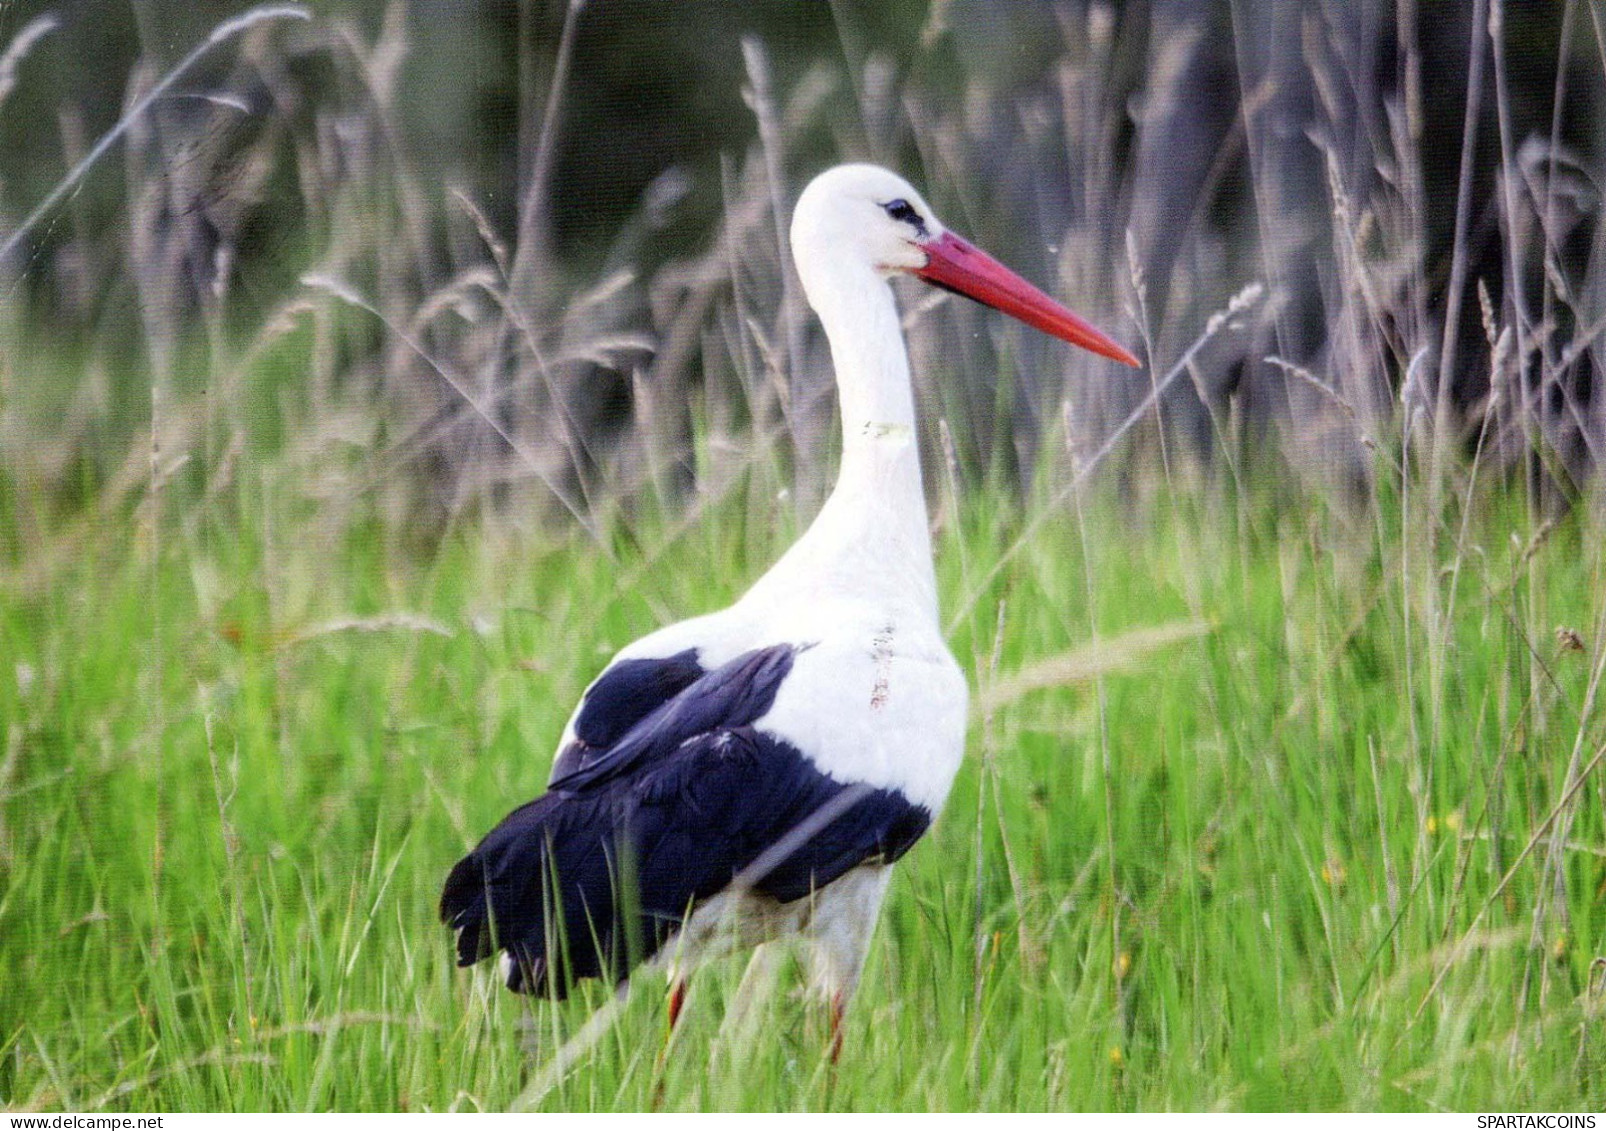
649;977;690;1111
667;977;688;1032
827;990;847;1064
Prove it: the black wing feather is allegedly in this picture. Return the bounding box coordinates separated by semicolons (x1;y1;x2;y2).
440;643;931;997
549;643;794;792
550;648;705;782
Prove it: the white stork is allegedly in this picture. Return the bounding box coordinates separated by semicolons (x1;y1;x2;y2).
441;164;1139;1042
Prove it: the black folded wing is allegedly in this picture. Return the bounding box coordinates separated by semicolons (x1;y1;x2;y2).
440;643;931;996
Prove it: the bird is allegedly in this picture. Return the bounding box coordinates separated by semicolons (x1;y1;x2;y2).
440;163;1140;1045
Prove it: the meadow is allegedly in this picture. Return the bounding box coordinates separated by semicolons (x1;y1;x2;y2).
2;416;1603;1109
3;0;1604;1114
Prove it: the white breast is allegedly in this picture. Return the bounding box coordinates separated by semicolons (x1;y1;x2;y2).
752;601;967;814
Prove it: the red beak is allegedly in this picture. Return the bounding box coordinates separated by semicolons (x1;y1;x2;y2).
913;231;1141;368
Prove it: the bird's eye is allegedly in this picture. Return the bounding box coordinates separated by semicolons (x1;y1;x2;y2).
881;198;924;230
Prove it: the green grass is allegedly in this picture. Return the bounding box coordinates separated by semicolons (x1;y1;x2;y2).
2;453;1604;1111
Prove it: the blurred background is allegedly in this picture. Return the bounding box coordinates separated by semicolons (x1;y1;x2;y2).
0;0;1601;543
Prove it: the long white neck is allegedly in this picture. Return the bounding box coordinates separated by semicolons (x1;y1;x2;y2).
745;258;938;624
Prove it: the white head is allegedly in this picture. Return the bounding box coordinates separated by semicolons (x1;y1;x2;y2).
788;163;1140;368
790;164;943;279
